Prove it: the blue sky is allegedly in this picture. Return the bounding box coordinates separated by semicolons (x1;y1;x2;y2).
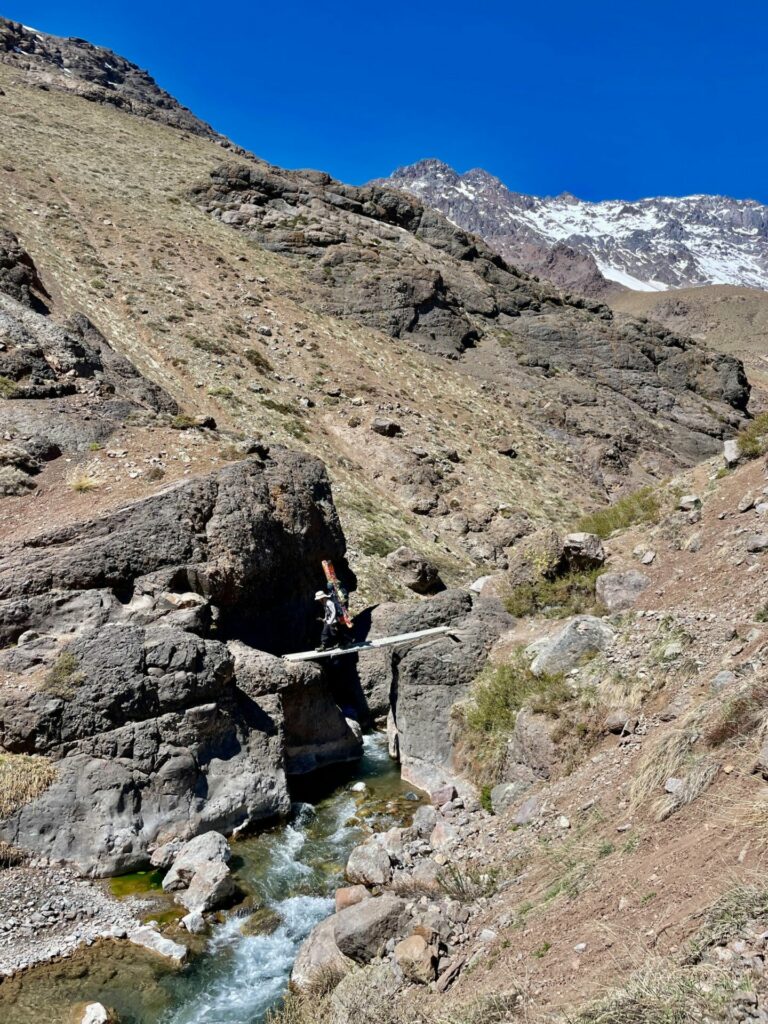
5;1;768;202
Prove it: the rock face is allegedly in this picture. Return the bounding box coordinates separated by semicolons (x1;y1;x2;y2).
0;448;359;874
0;282;178;492
190;161;748;482
370;591;513;792
0;229;50;312
0;18;222;140
0;450;348;651
384;547;443;595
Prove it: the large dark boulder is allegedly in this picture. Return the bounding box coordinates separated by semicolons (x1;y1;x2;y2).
0;449;350;652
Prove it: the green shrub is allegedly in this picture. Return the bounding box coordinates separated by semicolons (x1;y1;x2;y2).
480;785;494;813
170;414;196;430
189;335;227;355
42;651;85;700
505;566;606;619
456;654;571;785
244;347;274;373
737;411;768;459
0;376;19;399
577;486;661;538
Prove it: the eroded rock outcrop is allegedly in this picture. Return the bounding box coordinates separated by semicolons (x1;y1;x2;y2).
0;448;356;874
190;161;749;478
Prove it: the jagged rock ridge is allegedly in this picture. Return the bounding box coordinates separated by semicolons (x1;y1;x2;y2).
378;159;768;293
0;17;221;139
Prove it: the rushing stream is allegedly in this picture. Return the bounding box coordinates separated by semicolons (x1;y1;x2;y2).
2;734;422;1024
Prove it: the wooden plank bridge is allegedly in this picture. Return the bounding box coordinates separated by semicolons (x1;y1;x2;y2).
282;625;454;662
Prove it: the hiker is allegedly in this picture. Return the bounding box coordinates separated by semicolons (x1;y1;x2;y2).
315;590;339;651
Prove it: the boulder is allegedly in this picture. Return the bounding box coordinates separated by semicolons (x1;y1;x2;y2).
384;547;443;594
345;842;392;887
679;494;701;512
180;911;206;934
408;804;438;838
176;860;235;913
562;533;605;570
513;795;542;826
393;934;438;983
604;709;637;734
371;418;402;437
333;895;408;962
162;832;231;893
746;534;768;553
596;570;650;612
711;670;737;693
292;916;352;989
430;785;457;808
489;779;532;814
335;885;369;912
530;616;615;676
80;1005;115;1024
505;711;557;778
723;439;740;468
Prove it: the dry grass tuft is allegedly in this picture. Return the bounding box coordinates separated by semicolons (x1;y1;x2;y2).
0;840;28;868
704;681;768;748
630;729;695;808
563;958;734;1023
686;883;768;963
0;753;57;818
66;459;104;493
653;757;719;821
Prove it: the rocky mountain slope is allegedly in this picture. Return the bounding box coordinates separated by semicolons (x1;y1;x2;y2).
0;17;226;141
379;159;768;294
612;284;768;401
0;18;767;1024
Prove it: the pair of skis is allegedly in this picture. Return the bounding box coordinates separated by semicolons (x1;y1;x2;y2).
322;559;353;629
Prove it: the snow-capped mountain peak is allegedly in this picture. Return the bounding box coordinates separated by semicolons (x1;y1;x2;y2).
375;160;768;294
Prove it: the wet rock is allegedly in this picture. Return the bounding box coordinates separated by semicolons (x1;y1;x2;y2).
80;1004;116;1024
596;570;650;612
345;842;392;887
128;926;187;964
180;911;206;934
393;934;438;983
530;615;615;675
333;894;408;962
